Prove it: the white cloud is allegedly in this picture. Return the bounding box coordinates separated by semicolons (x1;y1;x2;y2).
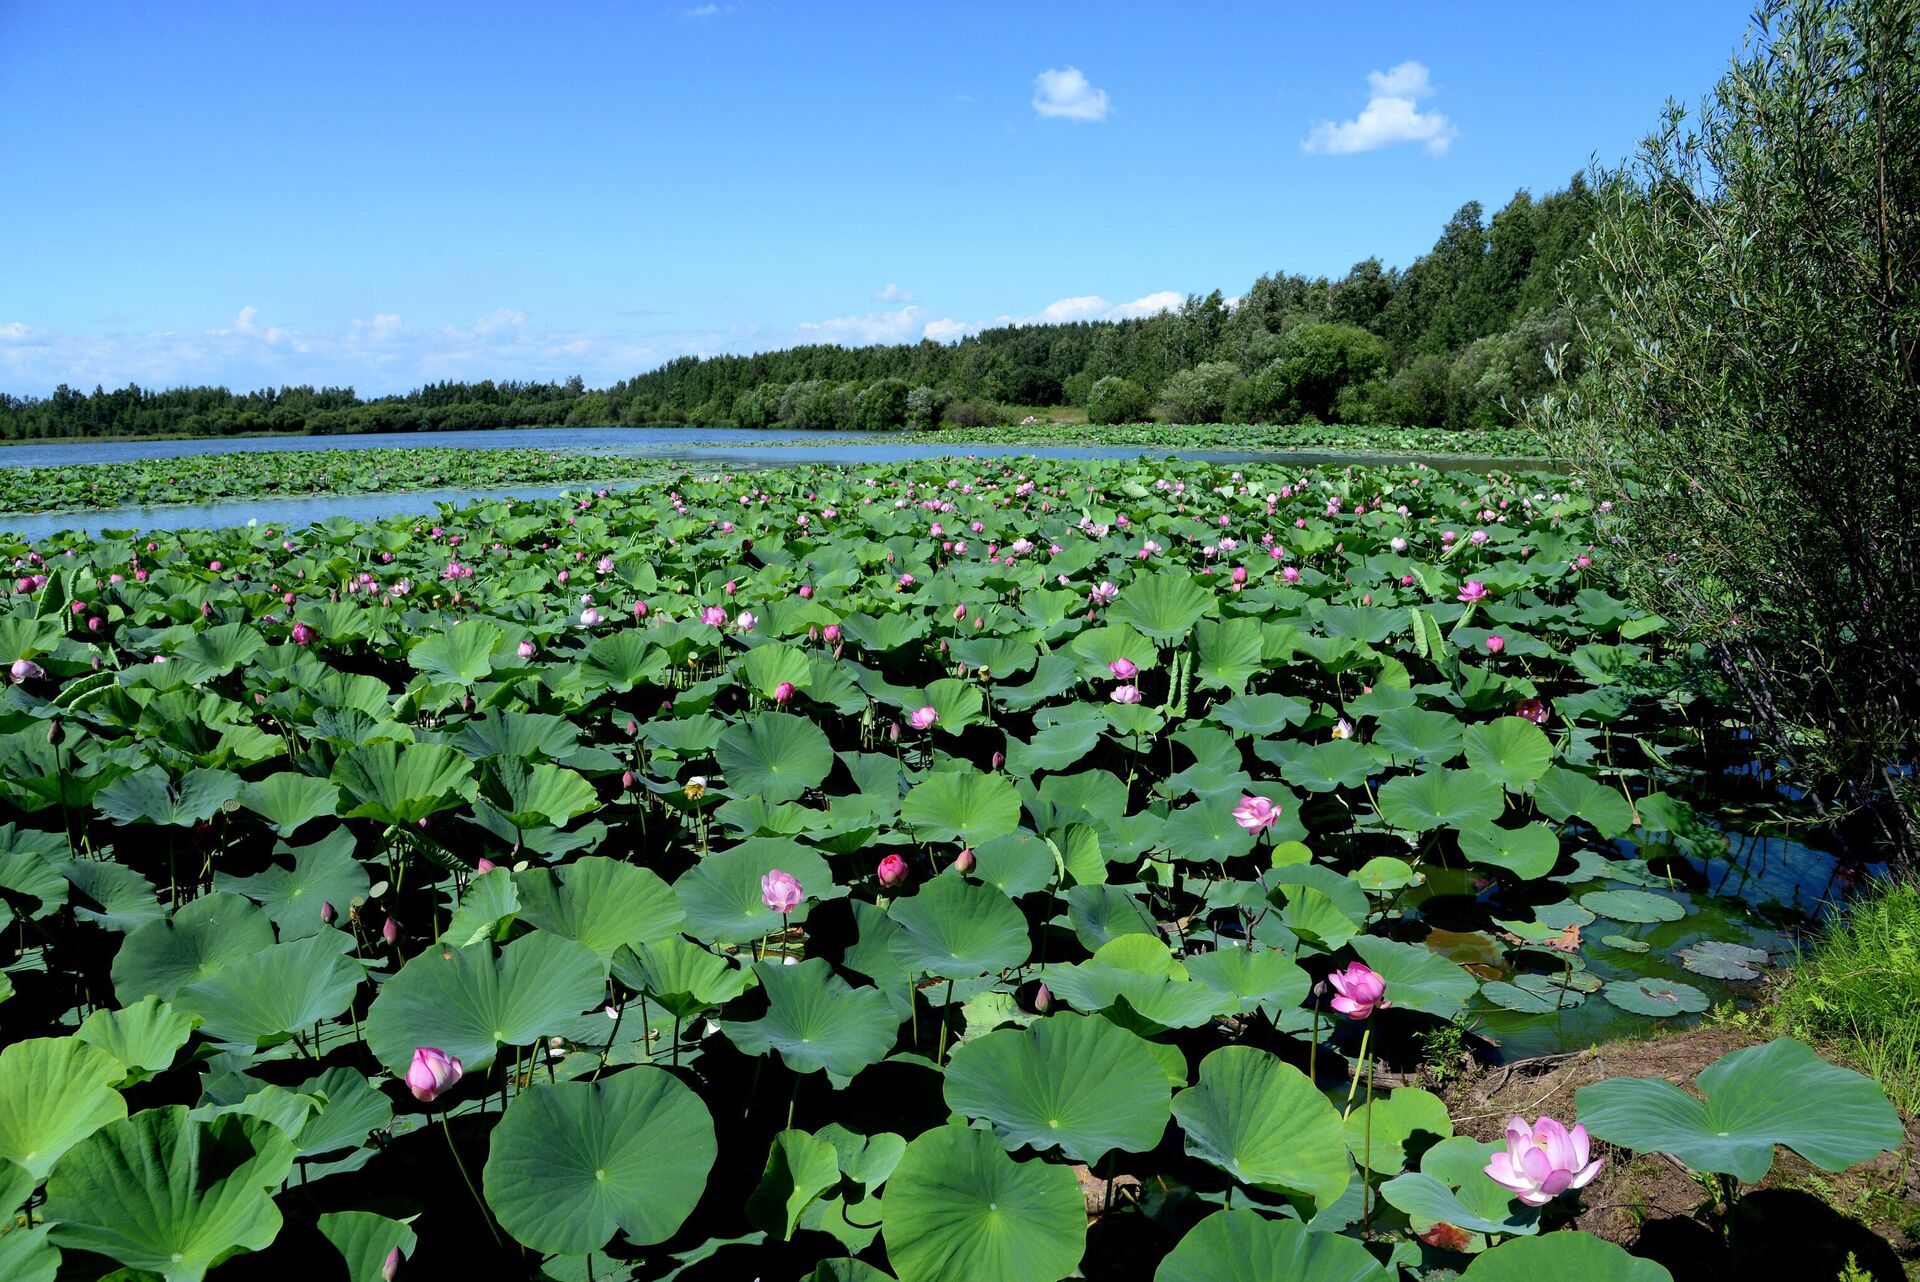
1302;60;1458;157
922;290;1181;343
685;4;732;17
872;282;915;303
1032;66;1110;122
793;305;929;346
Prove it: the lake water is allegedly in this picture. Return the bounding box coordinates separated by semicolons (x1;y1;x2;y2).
0;427;1541;543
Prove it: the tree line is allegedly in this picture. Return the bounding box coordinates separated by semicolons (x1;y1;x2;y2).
0;180;1597;440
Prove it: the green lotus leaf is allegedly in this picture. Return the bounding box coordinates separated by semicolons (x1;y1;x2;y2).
408;617;504;684
76;996;199;1083
1343;1085;1452;1175
237;772;343;837
1599;977;1709;1017
1154;1208;1389;1282
746;1128;841;1241
1457;822;1560;880
901;768;1021;846
111;892;276;1004
482;1067;716;1255
177;930;361;1046
719;958;897;1085
580;629;668;691
1107;572;1215;642
970;830;1058;897
1349;935;1478;1020
286;1067;394;1158
0;1037;129;1180
1185;945;1312;1017
1172;1046;1351;1210
1578;889;1687;924
1372;708;1465;764
213;828;369;940
440;866;521;947
944;1012;1171;1162
479;756;601;829
674;837;837;945
879;1122;1086;1282
1462;716;1553;791
1193;618;1266;691
63;858;164;932
362;930;605;1075
1376;768;1504;833
887;875;1032;979
0;1222;58;1282
95;767;243;827
1461;1232;1673;1281
1575;1037;1904;1183
611;937;755;1020
1533;766;1634;838
716;712;834;804
1047;935;1227;1031
736;641;815;697
1480;972;1588;1013
516;855;682;962
317;1211;417;1282
331;741;478;827
44;1108;294;1282
1212;692;1312;736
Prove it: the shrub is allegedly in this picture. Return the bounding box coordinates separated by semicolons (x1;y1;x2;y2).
1086;375;1149;424
1154;361;1238;424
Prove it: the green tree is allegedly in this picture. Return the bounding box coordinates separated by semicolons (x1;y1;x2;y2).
1154;361;1239;424
1540;0;1920;857
1086;375;1150;424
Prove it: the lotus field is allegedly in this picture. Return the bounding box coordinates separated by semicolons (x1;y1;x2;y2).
0;457;1902;1281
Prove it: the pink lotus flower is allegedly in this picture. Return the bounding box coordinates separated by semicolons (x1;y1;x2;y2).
1458;580;1489;604
580;607;602;627
952;604;967;622
1325;961;1389;1019
1110;684;1142;704
291;622;316;646
761;868;804;913
1484;1115;1604;1205
1089;581;1118;607
1485;635;1505;654
822;624;842;644
734;610;757;633
877;854;909;889
9;658;44;684
1282;566;1301;584
773;680;796;705
405;1047;464;1103
518;640;537;660
1109;657;1138;679
700;605;729;626
908;705;938;731
1514;698;1550;726
1232;795;1281;832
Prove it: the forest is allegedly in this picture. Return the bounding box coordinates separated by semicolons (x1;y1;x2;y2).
0;182;1596;440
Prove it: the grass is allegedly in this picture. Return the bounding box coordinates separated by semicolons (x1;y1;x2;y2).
1771;875;1920;1113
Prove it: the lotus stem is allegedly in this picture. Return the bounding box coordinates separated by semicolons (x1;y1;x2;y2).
936;977;955;1063
1309;996;1321;1086
440;1109;503;1248
1344;1025;1372;1117
1362;1049;1375;1231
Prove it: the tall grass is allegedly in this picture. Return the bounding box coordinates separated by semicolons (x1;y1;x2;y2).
1772;877;1920;1114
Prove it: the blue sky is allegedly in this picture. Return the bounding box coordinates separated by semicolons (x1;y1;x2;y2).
1;1;1752;396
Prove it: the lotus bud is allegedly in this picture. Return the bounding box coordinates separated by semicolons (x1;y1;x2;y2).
1485;635;1506;654
88;616;102;631
476;858;497;874
774;681;796;705
798;584;813;599
518;639;537;660
627;718;640;736
887;721;901;743
953;604;966;622
952;848;976;874
382;917;401;946
405;1046;464;1103
320;900;336;924
991;751;1005;771
877;854;909;889
822;624;841;645
1027;980;1052;1014
45;718;63;745
9;659;42;683
382;1247;401;1281
622;769;638;792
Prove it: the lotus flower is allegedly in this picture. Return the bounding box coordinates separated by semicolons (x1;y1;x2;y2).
1458;580;1489;604
1485;635;1505;654
1110;683;1142;704
1326;961;1389;1019
1514;698;1550;726
382;917;401;945
1330;717;1354;740
773;680;796;705
291;622;316;646
580;607;602;627
1484;1115;1604;1205
1089;581;1118;607
1232;795;1281;832
734;610;757;633
1109;657;1138;679
700;605;728;626
877;854;909;889
822;624;842;644
382;1246;401;1281
952;847;976;874
405;1047;463;1102
908;705;938;731
761;868;804;913
518;640;537;659
8;659;42;683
